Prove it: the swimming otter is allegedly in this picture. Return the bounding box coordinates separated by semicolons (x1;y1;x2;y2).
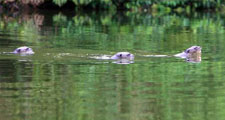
13;46;34;54
174;46;201;62
111;52;134;60
174;46;201;58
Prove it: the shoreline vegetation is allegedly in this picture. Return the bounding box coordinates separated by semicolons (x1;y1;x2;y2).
0;9;224;46
0;0;224;12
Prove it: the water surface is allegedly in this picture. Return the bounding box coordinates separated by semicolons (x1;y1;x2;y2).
0;11;225;120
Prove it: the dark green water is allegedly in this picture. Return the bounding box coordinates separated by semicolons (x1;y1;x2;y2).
0;11;225;120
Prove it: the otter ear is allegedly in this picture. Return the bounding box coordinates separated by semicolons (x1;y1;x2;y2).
194;47;198;50
119;54;122;57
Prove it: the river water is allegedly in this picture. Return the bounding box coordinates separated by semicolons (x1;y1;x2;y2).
0;10;224;120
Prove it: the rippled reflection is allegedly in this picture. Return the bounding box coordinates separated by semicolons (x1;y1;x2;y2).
0;10;224;120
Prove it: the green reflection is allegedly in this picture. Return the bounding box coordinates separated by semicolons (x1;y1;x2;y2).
1;11;224;52
0;11;224;120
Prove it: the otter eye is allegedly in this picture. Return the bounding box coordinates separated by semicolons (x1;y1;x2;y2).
186;50;190;53
127;54;130;56
17;49;21;53
119;54;122;57
25;48;29;51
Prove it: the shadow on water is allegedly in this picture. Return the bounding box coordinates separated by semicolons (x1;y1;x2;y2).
0;10;225;120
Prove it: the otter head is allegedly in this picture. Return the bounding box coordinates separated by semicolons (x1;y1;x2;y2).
111;52;134;60
174;46;201;59
184;46;202;62
185;46;201;54
13;46;34;54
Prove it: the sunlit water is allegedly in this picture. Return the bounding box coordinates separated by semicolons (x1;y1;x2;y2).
0;11;224;120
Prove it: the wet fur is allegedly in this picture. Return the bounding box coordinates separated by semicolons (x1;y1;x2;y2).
13;46;34;54
174;46;201;62
111;52;134;60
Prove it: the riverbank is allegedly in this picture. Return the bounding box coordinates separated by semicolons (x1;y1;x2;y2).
0;0;224;13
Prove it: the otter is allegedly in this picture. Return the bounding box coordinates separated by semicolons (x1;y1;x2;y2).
110;52;134;64
111;52;134;60
174;46;201;58
13;46;34;54
174;46;201;62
